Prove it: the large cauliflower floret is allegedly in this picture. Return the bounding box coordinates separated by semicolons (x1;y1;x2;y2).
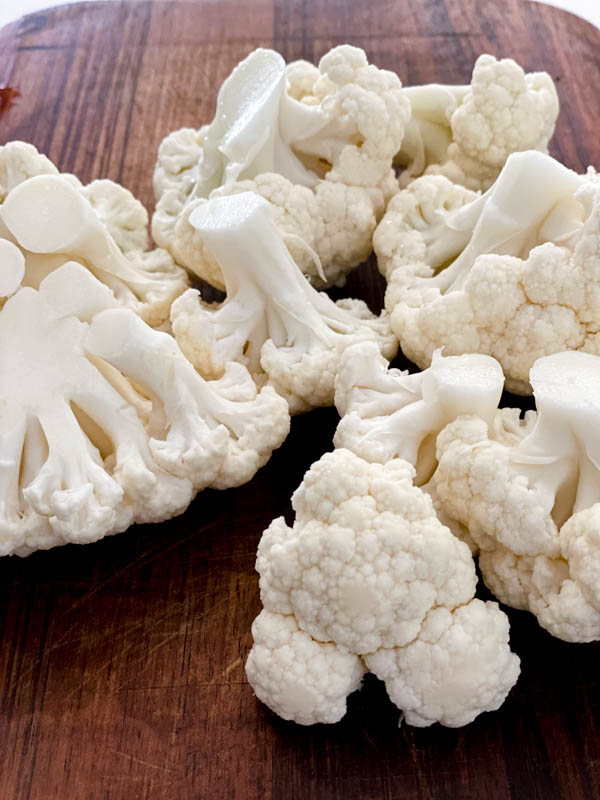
0;249;289;556
434;351;600;642
0;144;188;326
246;448;520;727
379;151;599;393
397;54;559;191
246;610;366;725
170;192;397;414
259;451;476;654
152;46;409;289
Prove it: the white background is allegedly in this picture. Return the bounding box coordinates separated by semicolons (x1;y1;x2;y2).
0;0;598;31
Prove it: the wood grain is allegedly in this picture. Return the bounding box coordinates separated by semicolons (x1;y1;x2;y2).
0;1;599;798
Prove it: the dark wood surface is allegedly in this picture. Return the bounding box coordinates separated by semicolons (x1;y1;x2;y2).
1;1;599;798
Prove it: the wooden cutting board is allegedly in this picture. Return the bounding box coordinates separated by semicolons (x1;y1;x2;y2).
1;2;599;798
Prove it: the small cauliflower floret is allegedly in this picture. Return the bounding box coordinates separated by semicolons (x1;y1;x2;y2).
397;54;559;191
245;610;366;725
434;351;600;641
170;192;396;414
333;343;504;553
334;343;503;481
152;46;409;288
81;179;149;254
0;141;59;201
379;151;599;393
365;600;520;727
0;255;193;556
247;449;519;726
0;164;188;326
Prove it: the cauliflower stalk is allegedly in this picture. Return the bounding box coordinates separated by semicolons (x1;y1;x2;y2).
170;192;397;414
0;245;289;556
152;46;410;288
396;54;559;191
434;351;600;642
246;449;520;726
378;150;599;393
0;143;188;326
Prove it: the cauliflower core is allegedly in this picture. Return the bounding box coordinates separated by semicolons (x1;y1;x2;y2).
170;192;397;414
0;252;289;556
434;351;600;642
0;143;188;326
246;449;520;726
378;151;600;393
152;46;409;288
397;54;559;191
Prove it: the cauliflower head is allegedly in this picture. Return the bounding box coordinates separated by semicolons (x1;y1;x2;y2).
397;54;559;191
434;351;600;642
152;46;409;289
0;250;289;556
378;151;599;393
0;143;188;326
246;448;519;727
170;192;397;414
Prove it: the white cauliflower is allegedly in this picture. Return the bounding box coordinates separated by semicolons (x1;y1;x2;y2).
170;192;397;414
334;343;503;481
0;249;289;556
334;343;504;551
377;150;599;393
246;610;366;725
152;46;410;288
246;449;520;727
0;143;188;326
397;54;559;191
434;351;600;642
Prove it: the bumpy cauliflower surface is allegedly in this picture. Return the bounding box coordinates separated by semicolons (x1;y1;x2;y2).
170;192;397;414
0;142;188;326
397;54;559;191
434;351;600;642
152;46;409;288
378;150;600;393
246;449;520;726
0;250;289;556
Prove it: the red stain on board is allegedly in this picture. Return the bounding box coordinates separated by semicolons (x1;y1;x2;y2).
0;87;21;115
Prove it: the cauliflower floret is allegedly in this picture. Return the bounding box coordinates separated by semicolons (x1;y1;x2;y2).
365;600;520;727
434;351;600;641
81;179;149;253
246;610;366;725
170;192;396;414
260;452;476;654
333;342;504;551
0;141;59;201
152;46;409;289
334;342;503;476
0;253;289;556
247;448;519;727
397;54;559;191
0;145;188;326
378;151;599;393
